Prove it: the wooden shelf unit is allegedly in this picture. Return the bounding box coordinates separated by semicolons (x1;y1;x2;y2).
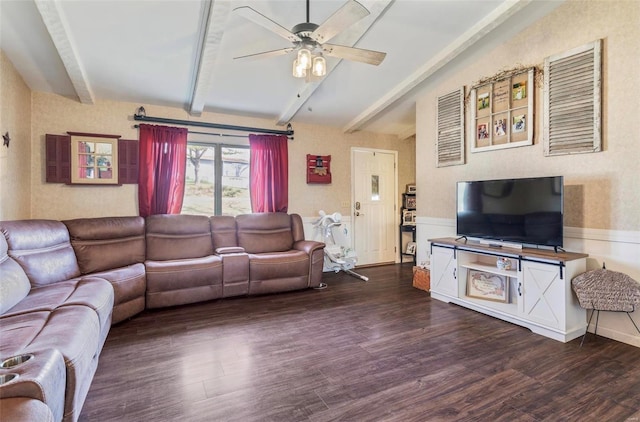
429;237;588;342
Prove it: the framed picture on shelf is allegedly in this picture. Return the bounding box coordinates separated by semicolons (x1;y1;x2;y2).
403;195;416;209
405;241;416;255
402;209;416;225
466;270;509;303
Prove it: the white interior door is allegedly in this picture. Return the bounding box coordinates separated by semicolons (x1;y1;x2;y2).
352;149;397;266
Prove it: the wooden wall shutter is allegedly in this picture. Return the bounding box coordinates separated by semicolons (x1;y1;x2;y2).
436;87;465;167
45;134;71;183
543;40;602;156
118;139;139;184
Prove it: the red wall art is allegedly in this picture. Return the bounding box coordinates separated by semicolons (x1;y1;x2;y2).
306;154;332;184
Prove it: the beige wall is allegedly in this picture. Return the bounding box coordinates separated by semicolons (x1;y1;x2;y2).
29;92;414;220
416;0;640;232
0;51;32;220
288;123;415;217
415;0;640;348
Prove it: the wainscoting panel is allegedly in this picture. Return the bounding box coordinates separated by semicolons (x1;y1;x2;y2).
302;215;354;252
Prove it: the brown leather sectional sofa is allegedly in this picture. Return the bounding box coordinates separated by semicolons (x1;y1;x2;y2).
0;212;325;422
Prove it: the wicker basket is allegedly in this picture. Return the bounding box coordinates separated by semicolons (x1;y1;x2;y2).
412;266;430;292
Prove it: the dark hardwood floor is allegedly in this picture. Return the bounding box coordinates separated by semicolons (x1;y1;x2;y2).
80;264;640;422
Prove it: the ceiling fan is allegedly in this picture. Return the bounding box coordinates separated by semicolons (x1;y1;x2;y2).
234;0;386;79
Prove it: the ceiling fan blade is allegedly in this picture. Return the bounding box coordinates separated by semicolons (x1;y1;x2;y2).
322;43;386;65
310;0;370;44
234;47;295;61
234;6;301;43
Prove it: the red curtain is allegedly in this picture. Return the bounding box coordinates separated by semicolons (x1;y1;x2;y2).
138;124;188;217
249;134;288;213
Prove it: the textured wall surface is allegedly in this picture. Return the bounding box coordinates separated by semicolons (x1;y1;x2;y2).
0;51;32;220
416;0;640;231
29;93;414;220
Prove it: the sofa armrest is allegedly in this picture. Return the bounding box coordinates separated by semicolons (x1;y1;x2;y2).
0;398;54;422
293;240;325;255
215;246;245;255
0;349;66;422
294;241;325;288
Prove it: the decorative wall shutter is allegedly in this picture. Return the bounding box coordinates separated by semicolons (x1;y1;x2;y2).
46;134;138;184
45;134;71;183
543;40;602;156
118;139;139;184
436;87;465;167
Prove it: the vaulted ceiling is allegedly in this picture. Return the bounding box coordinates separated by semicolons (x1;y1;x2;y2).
0;0;563;137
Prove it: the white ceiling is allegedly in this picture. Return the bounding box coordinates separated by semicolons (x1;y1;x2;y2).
0;0;564;137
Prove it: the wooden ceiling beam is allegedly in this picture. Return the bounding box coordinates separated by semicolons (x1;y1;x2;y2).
34;0;94;104
343;0;533;133
189;0;232;116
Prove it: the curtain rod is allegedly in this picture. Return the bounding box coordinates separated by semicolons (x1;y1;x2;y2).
132;126;293;140
133;113;294;137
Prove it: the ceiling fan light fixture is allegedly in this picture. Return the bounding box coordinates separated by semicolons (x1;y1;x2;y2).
292;59;307;78
312;55;326;77
297;48;312;69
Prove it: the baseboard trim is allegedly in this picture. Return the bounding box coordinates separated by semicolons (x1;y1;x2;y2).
585;323;640;348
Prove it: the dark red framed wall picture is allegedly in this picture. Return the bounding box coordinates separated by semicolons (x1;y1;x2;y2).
306;154;332;184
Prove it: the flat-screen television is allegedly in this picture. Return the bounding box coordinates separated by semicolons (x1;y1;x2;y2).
456;176;563;248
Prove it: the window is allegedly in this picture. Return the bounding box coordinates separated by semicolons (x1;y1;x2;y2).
70;134;119;184
181;143;251;216
45;134;137;184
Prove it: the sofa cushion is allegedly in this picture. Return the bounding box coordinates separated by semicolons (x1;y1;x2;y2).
236;213;294;254
91;263;146;324
248;250;310;295
248;250;309;280
2;277;114;332
0;220;81;287
210;215;238;249
145;255;223;308
146;215;213;260
64;216;146;274
0;235;31;315
291;213;305;242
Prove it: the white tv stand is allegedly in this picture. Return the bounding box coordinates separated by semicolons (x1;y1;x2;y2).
429;238;588;342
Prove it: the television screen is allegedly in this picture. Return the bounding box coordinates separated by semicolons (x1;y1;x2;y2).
456;176;563;247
